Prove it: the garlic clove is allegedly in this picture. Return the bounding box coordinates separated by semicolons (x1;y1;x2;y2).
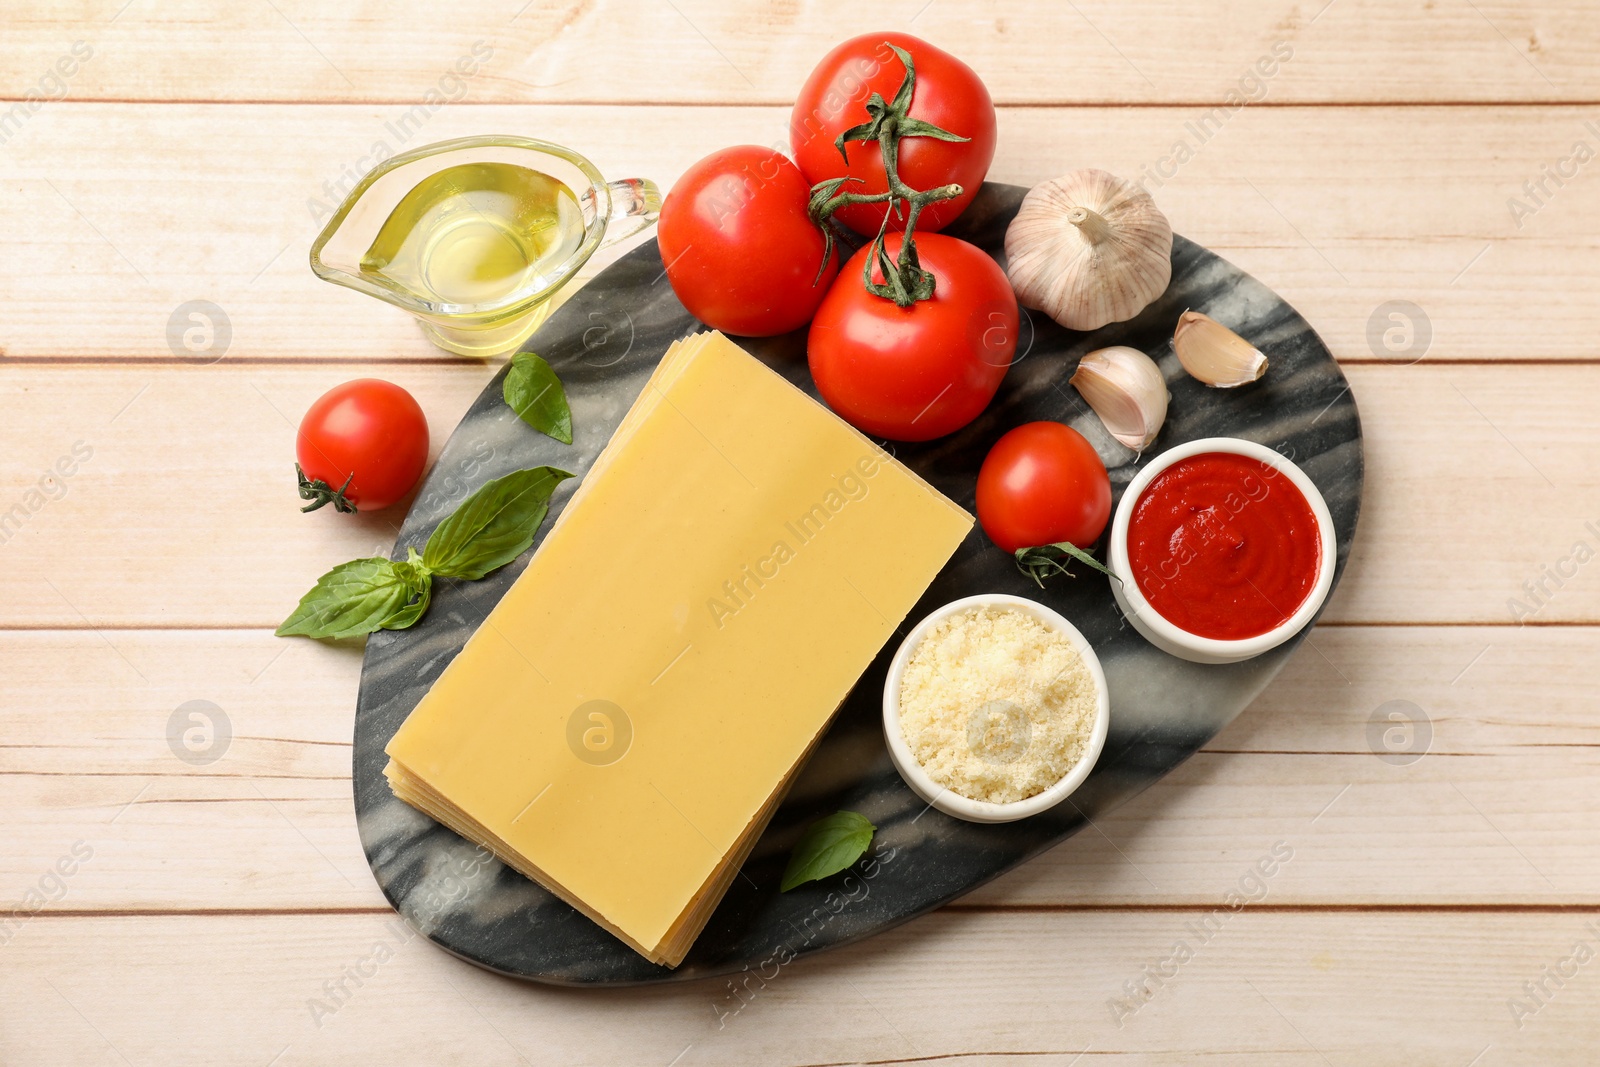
1173;310;1268;388
1004;169;1173;332
1070;346;1169;453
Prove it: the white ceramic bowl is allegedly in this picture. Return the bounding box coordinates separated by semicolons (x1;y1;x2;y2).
1108;437;1336;665
882;593;1111;824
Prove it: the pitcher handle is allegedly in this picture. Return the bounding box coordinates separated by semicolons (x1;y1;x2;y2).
596;178;662;248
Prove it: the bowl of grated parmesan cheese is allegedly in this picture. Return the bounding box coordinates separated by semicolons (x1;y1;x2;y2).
883;594;1110;823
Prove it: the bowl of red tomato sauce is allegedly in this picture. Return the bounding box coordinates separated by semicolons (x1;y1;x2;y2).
1108;437;1336;664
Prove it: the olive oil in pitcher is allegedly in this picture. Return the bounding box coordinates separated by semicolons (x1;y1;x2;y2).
359;162;585;307
311;136;660;356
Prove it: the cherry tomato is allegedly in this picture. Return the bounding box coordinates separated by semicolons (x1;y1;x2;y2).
807;232;1015;442
790;32;996;236
976;422;1111;553
296;379;429;513
657;145;840;336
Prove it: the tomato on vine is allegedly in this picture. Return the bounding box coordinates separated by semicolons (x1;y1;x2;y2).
791;32;996;237
809;232;1015;442
295;379;429;513
799;34;1012;441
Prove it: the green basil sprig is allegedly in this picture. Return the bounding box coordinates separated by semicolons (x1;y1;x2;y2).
781;811;876;892
276;466;572;640
503;352;573;445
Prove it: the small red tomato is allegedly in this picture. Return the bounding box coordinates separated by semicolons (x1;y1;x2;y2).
977;422;1111;553
807;232;1016;442
295;379;429;513
658;145;840;336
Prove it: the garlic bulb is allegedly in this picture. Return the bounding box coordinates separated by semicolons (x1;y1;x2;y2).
1004;169;1173;331
1070;346;1169;452
1173;310;1268;387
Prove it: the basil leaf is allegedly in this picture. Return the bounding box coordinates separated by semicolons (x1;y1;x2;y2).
422;466;573;580
504;352;573;444
275;558;415;640
781;811;876;892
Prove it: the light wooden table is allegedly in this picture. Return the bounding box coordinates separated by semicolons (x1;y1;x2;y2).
3;2;1597;1063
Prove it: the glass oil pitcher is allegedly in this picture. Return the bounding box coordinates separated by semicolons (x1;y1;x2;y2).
311;135;660;357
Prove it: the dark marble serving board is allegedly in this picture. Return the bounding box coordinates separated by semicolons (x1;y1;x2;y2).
353;182;1363;986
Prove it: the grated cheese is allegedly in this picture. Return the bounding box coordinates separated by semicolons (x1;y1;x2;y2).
897;605;1097;804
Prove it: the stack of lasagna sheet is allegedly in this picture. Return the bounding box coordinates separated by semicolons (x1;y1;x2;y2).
385;331;972;966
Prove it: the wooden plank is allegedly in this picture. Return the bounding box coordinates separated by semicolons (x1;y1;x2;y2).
2;362;1597;627
0;631;381;910
4;0;1594;105
0;364;488;629
4;626;1596;911
1;910;1594;1065
0;102;1595;363
1323;361;1600;626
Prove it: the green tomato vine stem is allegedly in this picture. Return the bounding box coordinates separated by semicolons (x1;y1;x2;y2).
807;42;970;308
296;462;358;514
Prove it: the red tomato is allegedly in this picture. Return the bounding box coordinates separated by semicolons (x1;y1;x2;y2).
790;32;996;236
657;145;840;336
296;379;429;512
807;232;1015;442
977;422;1111;553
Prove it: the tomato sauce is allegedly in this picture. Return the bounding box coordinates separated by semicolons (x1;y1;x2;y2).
1126;452;1321;641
